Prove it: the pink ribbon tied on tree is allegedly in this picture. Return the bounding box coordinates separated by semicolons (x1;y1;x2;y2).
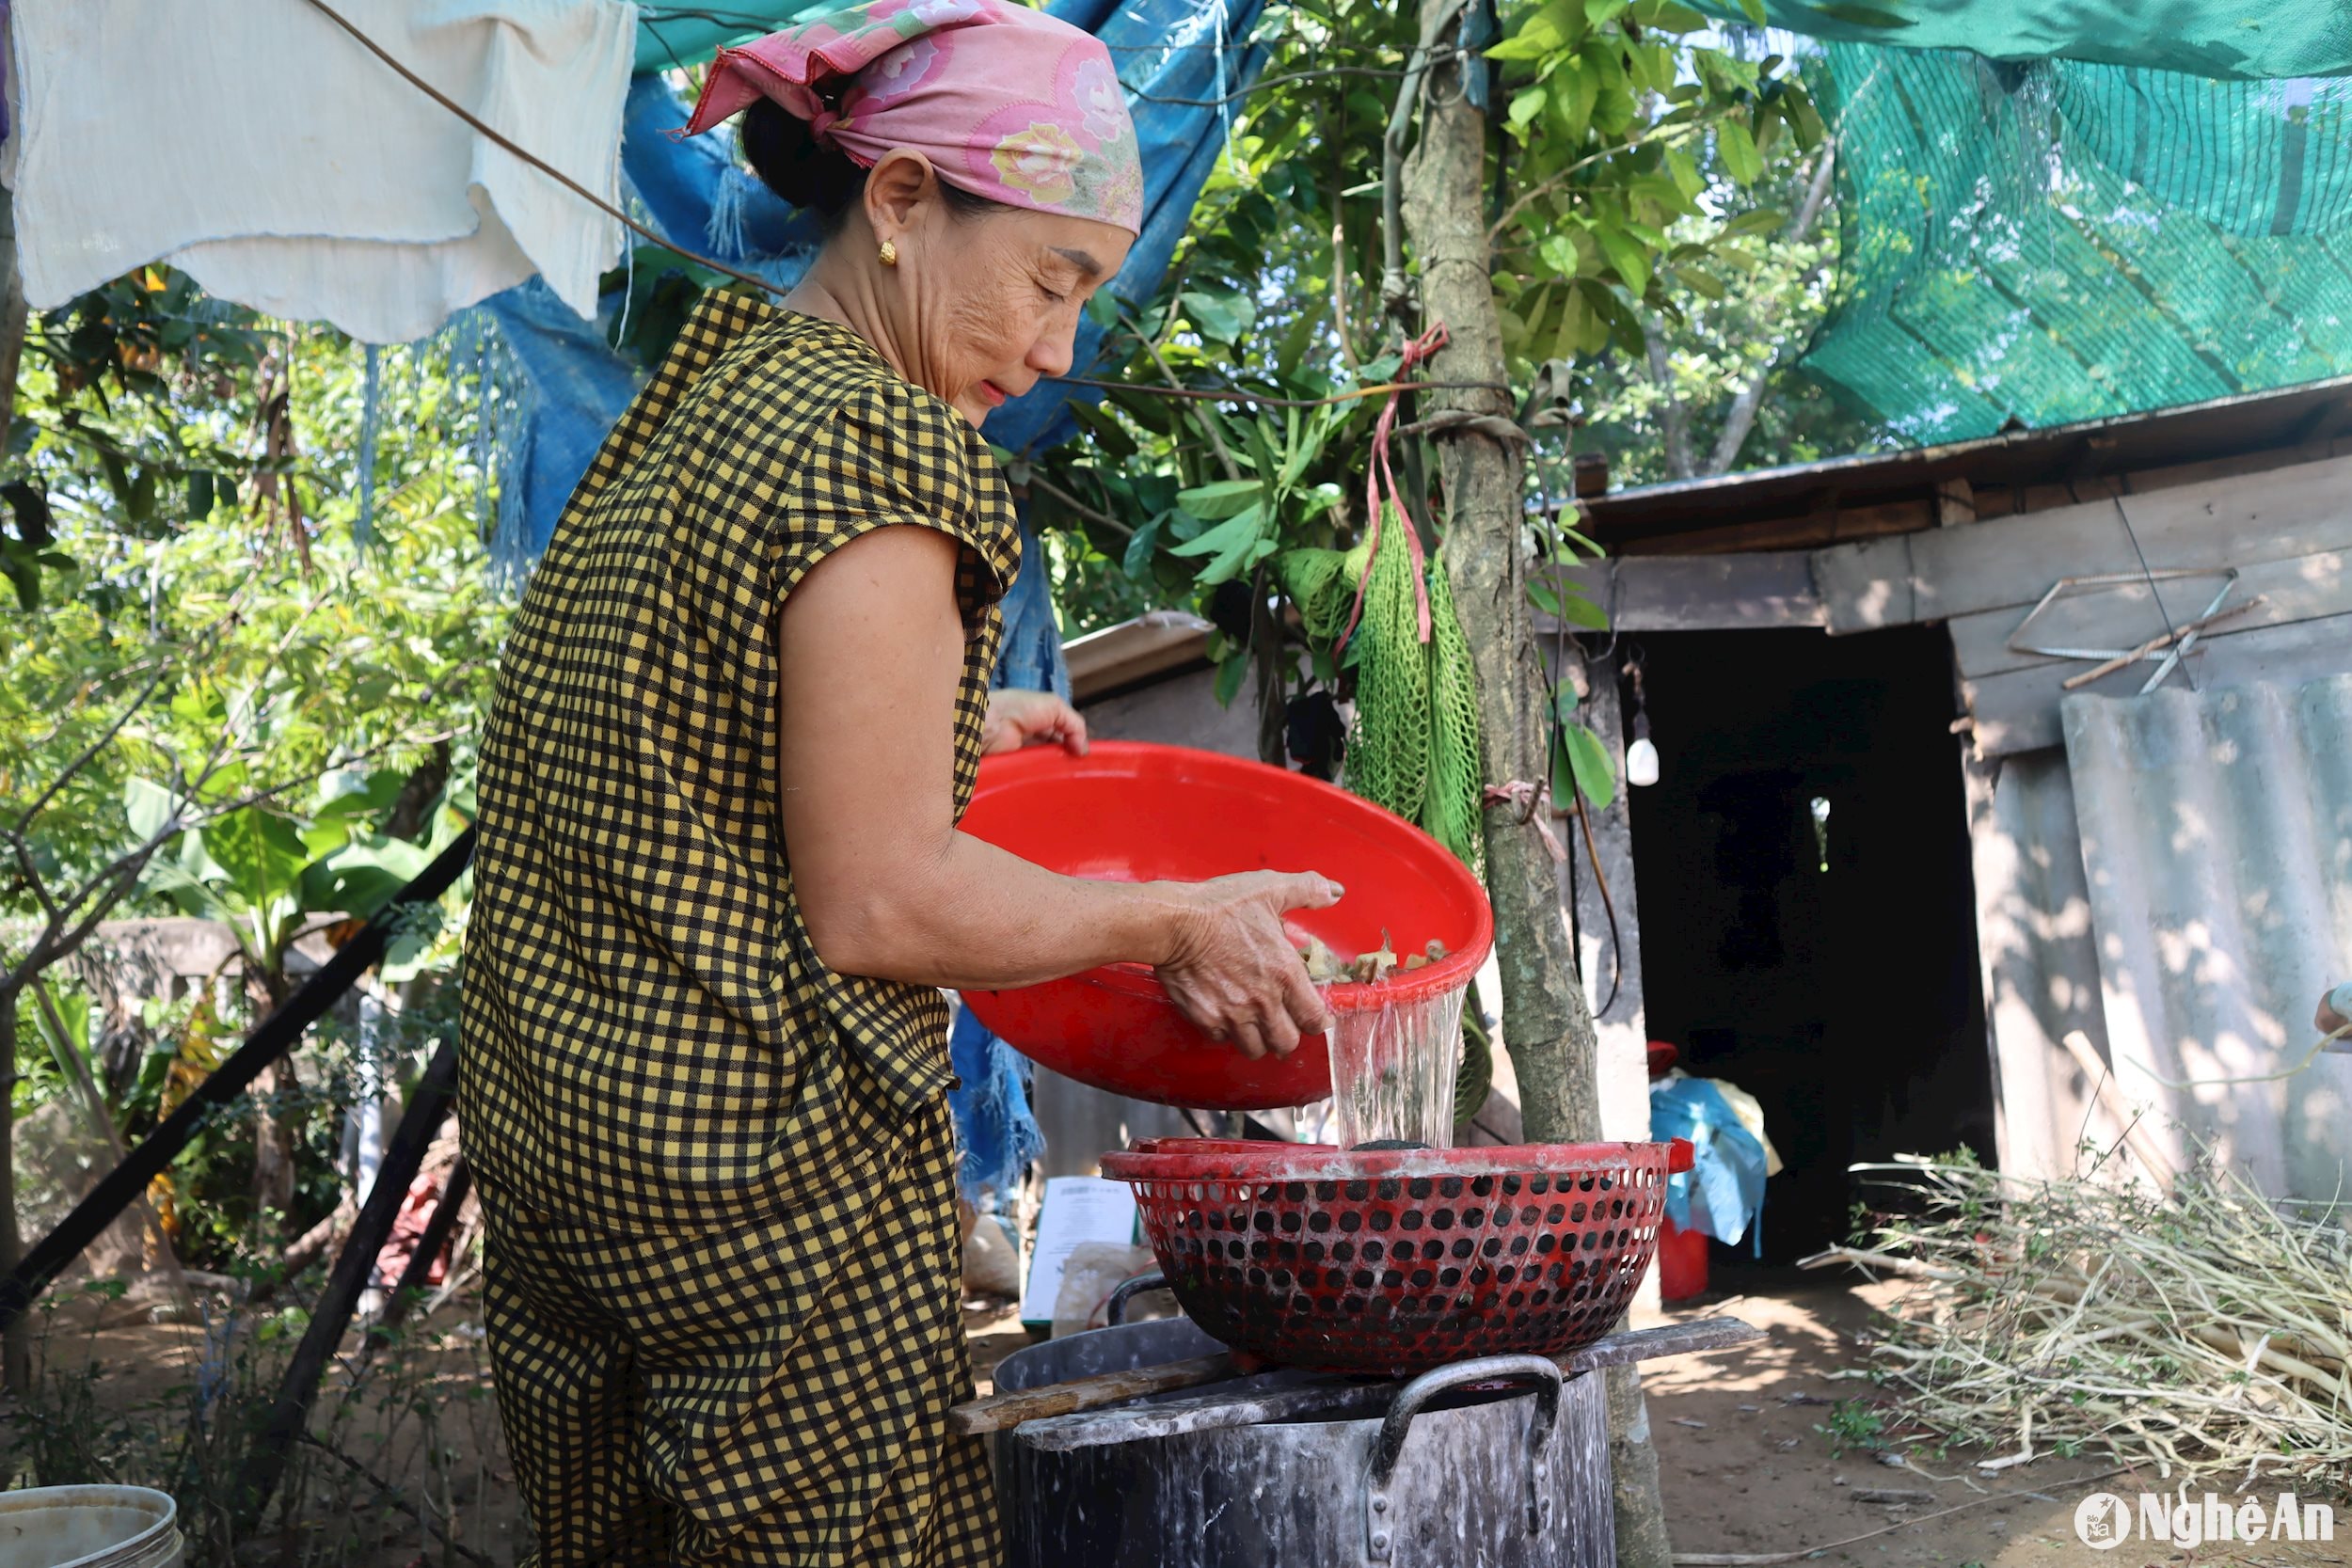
1340;321;1452;651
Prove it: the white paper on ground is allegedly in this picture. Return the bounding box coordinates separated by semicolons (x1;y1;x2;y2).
1020;1176;1138;1325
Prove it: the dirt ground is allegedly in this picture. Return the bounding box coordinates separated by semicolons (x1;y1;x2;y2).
13;1276;2346;1566
1633;1264;2349;1568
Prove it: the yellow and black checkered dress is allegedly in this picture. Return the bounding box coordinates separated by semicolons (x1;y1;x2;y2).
460;290;1014;1567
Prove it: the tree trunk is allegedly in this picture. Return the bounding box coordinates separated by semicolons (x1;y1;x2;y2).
1645;327;1694;482
1402;14;1675;1563
1405;8;1600;1155
249;972;299;1239
1705;142;1836;476
0;989;30;1392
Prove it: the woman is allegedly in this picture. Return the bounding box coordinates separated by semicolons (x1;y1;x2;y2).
457;3;1337;1563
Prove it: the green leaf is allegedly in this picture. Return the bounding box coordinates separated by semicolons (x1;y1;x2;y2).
1275;308;1324;382
1717;119;1764;184
1489;1;1581;60
1549;59;1597;141
124;778;182;843
1070;400;1136;460
1720;207;1788;240
1640;0;1708;29
1553;287;1593;360
1555;586;1611;629
1538;231;1588;281
1084;291;1121;329
1591;224;1651;298
1527;578;1564;619
1663;147;1704;199
1177;479;1264;519
1169;502;1266;586
1738;0;1769;21
1561;722;1617;810
1180;288;1255;345
1122;515;1164;578
1508;84;1549;131
187;470;215;522
1213;653;1248;707
1583;0;1627;24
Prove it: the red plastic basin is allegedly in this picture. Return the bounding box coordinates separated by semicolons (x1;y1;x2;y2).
956;742;1495;1109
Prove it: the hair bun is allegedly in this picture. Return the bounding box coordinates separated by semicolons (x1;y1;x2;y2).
739;97;868;220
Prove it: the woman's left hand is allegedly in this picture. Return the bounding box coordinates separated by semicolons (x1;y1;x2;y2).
982;689;1089;756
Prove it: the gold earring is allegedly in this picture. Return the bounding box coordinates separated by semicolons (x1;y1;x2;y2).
878;238;899;267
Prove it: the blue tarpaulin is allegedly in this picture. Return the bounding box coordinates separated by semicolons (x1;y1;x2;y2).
471;0;1267;1206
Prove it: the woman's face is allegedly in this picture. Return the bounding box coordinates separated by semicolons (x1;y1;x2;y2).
874;161;1135;426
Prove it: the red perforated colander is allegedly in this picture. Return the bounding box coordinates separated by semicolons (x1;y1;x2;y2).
1098;1137;1694;1377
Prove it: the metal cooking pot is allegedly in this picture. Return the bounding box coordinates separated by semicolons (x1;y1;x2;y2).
989;1318;1613;1568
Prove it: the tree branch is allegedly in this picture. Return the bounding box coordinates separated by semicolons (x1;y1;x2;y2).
1026;471;1134;538
1705;141;1836;477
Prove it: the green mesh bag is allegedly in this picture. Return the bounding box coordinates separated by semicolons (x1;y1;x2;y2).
1307;516;1485;875
1341;521;1432;832
1422;557;1485;875
1275;543;1369;644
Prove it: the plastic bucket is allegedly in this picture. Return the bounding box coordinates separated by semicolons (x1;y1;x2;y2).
0;1487;183;1568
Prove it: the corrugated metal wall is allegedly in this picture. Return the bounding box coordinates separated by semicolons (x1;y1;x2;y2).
1972;674;2352;1200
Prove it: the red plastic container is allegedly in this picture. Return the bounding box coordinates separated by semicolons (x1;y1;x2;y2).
1100;1137;1695;1375
957;742;1495;1110
1656;1216;1708;1302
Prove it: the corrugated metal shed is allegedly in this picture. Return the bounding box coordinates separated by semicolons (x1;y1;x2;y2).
1977;675;2352;1199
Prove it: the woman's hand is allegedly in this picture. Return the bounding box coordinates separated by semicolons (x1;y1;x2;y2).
1155;872;1344;1060
982;689;1089;756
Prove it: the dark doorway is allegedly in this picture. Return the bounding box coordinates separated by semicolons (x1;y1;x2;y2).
1625;626;1994;1267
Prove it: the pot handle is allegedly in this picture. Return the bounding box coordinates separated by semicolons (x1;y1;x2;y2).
1364;1354;1563;1561
1104;1271;1168;1326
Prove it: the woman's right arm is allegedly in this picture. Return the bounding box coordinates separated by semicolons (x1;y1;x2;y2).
777;524;1338;1059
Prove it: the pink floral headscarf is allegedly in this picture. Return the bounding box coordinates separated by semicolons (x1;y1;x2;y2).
683;0;1144;235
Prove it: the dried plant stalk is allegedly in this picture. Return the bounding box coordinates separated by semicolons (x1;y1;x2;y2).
1816;1150;2352;1494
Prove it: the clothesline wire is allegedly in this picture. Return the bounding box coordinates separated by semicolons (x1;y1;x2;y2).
298;0;793;301
1053;373;1510;407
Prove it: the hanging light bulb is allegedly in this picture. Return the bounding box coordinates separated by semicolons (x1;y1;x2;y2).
1625;658;1659;787
1626;723;1660;788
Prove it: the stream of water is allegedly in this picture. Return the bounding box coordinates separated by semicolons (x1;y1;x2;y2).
1323;986;1469;1148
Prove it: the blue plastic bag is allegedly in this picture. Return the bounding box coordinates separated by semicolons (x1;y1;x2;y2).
1648;1076;1771;1251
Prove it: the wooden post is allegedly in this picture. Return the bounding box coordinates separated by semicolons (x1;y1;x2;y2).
1399;11;1676;1562
234;1037;458;1530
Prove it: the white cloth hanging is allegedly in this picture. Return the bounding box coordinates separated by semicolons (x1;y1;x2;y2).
6;0;636;343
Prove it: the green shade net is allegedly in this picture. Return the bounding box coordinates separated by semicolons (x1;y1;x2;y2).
1716;2;2352;82
1800;46;2352;442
